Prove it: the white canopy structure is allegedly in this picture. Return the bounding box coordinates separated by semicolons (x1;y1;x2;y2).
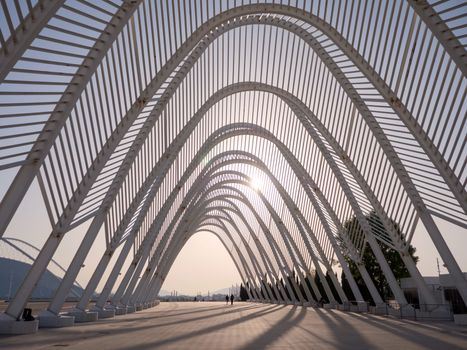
0;0;465;333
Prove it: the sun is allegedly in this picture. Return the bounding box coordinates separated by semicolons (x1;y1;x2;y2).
250;176;263;191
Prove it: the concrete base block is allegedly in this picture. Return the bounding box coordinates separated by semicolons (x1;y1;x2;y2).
371;305;387;315
38;311;74;328
91;307;115;319
358;303;369;313
0;314;38;334
337;304;348;311
454;314;467;325
67;309;98;323
142;304;149;309
323;303;334;309
115;307;127;315
401;307;415;318
416;309;451;321
135;305;143;311
127;306;136;313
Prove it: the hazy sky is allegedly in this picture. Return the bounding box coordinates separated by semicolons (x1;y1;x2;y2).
160;232;241;295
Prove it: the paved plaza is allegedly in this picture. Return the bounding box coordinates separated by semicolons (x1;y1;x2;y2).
1;302;467;349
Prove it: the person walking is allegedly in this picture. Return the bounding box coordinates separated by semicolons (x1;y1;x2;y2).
225;295;229;305
230;294;234;305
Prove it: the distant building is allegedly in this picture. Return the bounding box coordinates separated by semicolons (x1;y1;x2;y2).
401;273;467;313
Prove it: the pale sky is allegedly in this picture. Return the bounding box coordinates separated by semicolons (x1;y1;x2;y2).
160;232;241;296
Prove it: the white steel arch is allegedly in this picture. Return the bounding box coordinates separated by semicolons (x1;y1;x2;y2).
0;0;465;332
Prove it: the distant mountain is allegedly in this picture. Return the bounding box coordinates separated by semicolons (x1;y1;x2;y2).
212;287;230;295
0;257;83;300
157;287;235;298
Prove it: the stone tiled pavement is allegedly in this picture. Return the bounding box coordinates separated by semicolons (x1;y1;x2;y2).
1;302;467;349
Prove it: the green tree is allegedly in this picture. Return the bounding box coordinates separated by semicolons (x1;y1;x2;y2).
239;283;249;301
341;210;418;304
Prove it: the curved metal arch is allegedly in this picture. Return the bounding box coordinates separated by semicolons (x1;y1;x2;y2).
165;225;258;301
190;227;260;301
187;217;263;299
108;68;456;303
152;185;313;304
111;200;282;306
408;0;467;77
135;165;347;305
202;205;286;287
98;121;402;304
202;215;277;299
204;201;297;303
60;11;458;254
3;3;462;242
47;119;414;318
185;197;318;303
154;216;287;304
118;184;303;306
127;208;278;304
0;0;140;237
149;224;262;302
183;217;276;301
0;0;65;82
198;152;375;302
4;13;458;316
198;153;367;302
120;164;324;306
144;220;260;303
203;208;293;302
6;2;459;246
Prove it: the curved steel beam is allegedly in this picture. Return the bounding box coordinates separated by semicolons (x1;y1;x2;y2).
0;0;64;82
408;0;467;77
15;11;460;314
77;122;407;309
0;0;140;238
118;179;309;306
148;188;305;305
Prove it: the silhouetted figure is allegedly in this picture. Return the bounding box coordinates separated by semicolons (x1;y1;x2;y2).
225;295;229;305
22;308;34;321
319;297;325;308
230;294;234;305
